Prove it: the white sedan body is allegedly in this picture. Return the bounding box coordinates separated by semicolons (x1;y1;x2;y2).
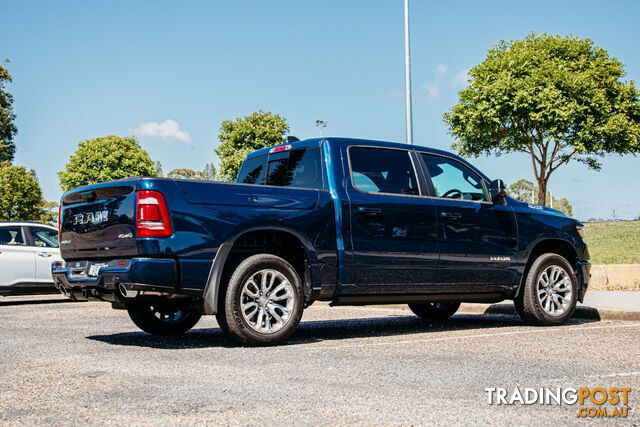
0;222;63;295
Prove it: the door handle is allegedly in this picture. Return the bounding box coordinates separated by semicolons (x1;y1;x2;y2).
358;207;382;218
440;212;462;221
38;252;53;258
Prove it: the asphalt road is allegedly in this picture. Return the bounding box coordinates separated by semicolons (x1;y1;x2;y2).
1;295;638;425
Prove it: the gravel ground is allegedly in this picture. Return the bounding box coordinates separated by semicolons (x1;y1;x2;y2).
1;295;638;425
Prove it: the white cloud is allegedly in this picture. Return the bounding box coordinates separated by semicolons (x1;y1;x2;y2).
134;119;193;145
422;84;439;100
435;64;448;79
421;64;450;100
451;68;471;88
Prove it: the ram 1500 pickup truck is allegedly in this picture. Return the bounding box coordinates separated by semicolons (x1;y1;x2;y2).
53;137;590;345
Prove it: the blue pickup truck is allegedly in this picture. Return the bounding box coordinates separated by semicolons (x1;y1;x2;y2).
53;137;590;345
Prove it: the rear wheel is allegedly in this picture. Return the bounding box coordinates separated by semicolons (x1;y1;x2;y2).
216;254;304;346
126;300;202;335
515;253;577;326
408;301;461;321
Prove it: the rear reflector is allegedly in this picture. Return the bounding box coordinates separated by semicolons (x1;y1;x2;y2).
136;190;173;238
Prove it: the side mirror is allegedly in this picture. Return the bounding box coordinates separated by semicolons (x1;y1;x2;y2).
489;179;507;203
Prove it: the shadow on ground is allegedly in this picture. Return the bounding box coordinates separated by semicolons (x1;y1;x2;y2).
86;313;597;350
0;297;75;307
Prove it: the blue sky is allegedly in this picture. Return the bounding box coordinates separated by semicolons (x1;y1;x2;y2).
4;0;640;220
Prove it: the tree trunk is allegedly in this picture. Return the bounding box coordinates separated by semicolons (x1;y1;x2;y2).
536;179;547;206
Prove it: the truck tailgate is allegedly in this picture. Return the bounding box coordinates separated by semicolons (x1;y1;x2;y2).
60;181;139;260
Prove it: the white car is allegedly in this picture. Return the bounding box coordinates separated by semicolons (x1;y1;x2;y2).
0;222;63;295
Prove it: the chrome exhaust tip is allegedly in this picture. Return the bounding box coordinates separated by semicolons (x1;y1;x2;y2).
118;283;139;299
58;284;68;297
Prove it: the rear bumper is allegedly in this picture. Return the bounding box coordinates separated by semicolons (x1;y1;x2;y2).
51;258;177;302
577;260;591;303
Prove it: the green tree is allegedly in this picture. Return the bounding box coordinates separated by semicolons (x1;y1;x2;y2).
0;162;44;221
215;110;289;181
0;60;17;163
39;200;59;225
58;135;159;191
168;163;217;181
508;178;535;203
201;163;217;180
553;198;573;217
507;178;573;216
444;33;640;205
167;168;202;179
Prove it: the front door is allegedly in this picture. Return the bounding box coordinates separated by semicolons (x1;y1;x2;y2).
419;153;518;288
0;226;35;289
346;146;439;293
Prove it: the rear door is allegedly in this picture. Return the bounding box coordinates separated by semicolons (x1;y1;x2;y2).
27;226;62;283
345;146;439;293
419;153;518;288
0;226;35;288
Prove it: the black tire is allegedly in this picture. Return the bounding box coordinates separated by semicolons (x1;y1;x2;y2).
126;300;202;335
515;253;578;326
216;254;304;346
408;301;461;321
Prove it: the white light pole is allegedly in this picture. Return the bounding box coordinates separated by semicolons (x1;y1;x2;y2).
315;120;328;137
404;0;413;144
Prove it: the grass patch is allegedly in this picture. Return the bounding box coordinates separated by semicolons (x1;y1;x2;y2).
584;221;640;264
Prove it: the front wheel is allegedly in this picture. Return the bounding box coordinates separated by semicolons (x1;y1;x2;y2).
408;301;461;321
515;253;578;326
126;300;202;335
216;254;304;346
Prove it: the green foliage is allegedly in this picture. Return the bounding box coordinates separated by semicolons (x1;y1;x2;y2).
508;179;535;203
39;200;59;225
58;135;159;192
201;163;217;180
444;33;640;205
215;110;289;181
585;221;640;264
507;178;573;216
0;162;44;221
0;61;17;163
168;163;217;181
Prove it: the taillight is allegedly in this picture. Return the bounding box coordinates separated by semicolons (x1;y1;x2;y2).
58;202;62;243
136;190;173;238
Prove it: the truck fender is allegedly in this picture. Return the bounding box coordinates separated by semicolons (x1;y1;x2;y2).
202;227;318;315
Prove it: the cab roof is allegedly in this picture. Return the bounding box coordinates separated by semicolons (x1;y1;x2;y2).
245;137;491;181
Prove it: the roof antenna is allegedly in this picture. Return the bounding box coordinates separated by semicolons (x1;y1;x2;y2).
284;136;300;143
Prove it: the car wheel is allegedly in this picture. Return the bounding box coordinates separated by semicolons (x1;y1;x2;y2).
216;254;304;346
126;300;202;335
408;301;461;321
515;253;578;326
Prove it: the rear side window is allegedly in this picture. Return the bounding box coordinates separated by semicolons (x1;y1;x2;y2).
349;147;419;196
238;148;323;189
266;148;322;189
29;227;59;248
237;155;267;184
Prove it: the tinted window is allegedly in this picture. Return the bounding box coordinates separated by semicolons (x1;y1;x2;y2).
421;154;488;201
349;147;419;195
0;226;26;246
266;148;322;189
237;155;267;184
29;227;59;248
